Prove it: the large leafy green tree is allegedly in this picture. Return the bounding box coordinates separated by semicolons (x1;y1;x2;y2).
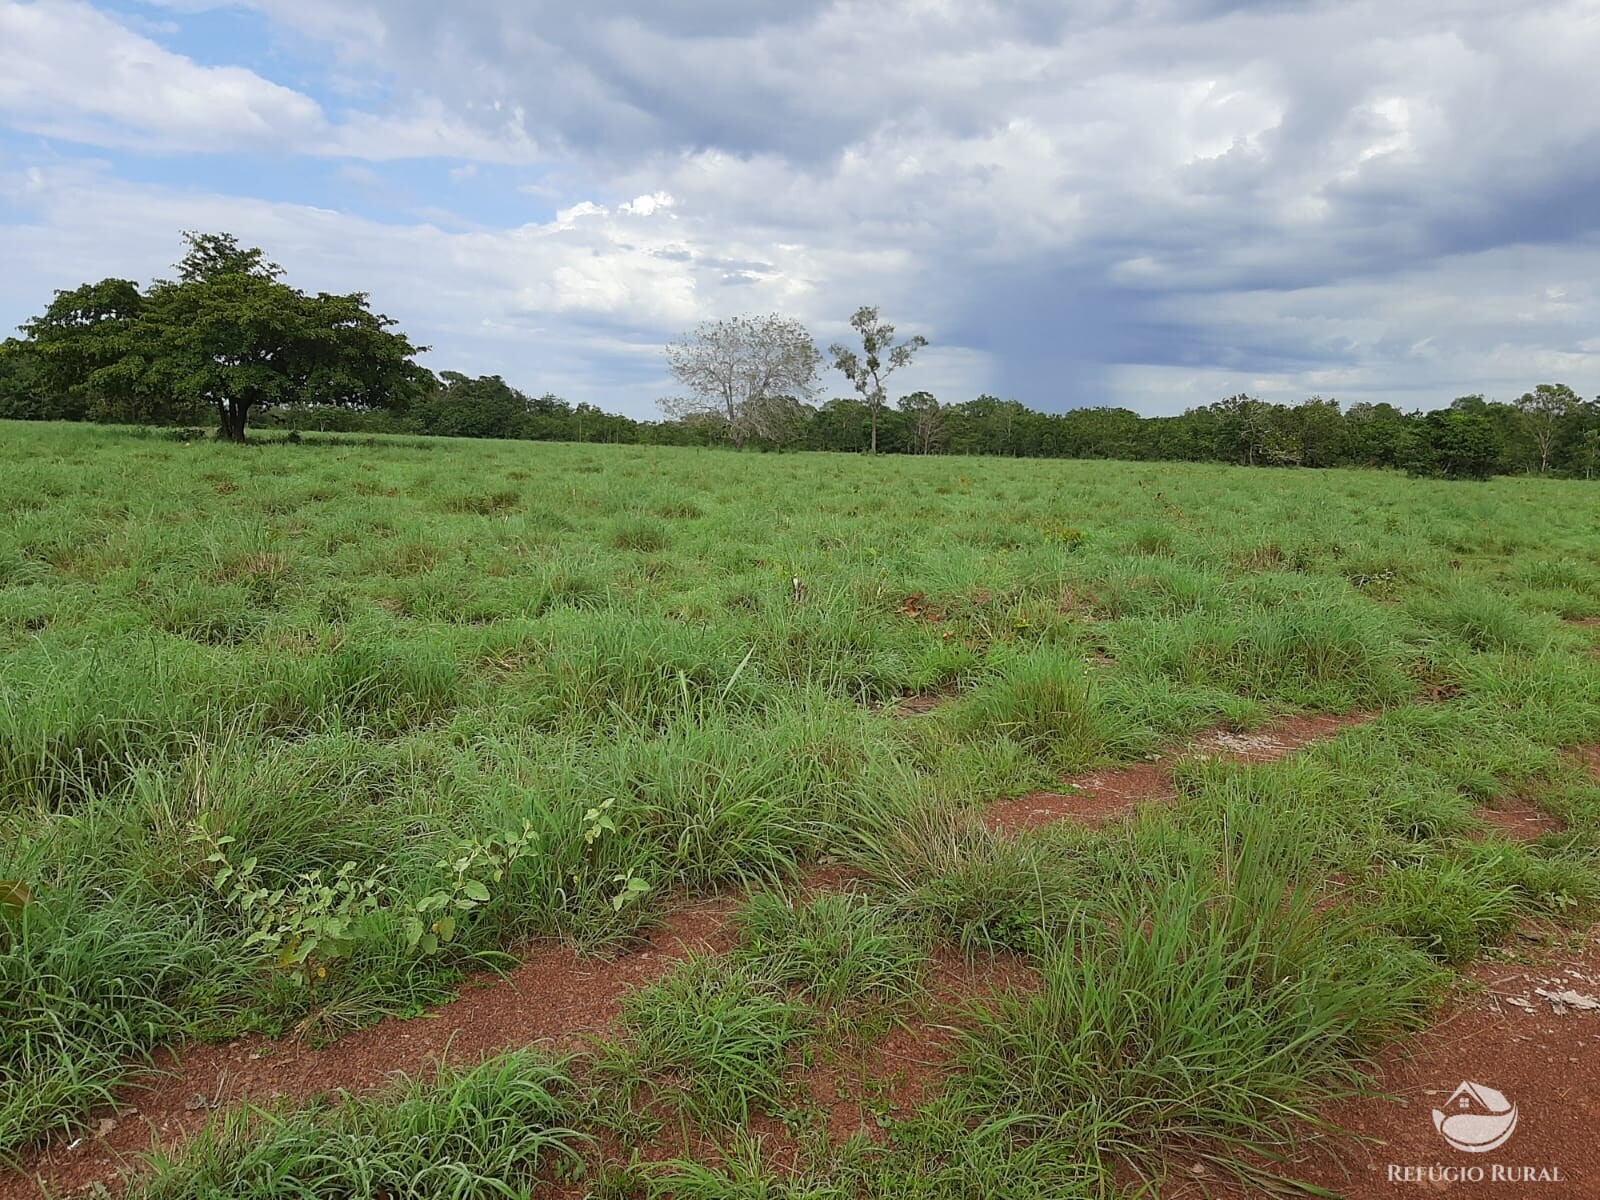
19;278;151;421
0;338;57;420
20;232;425;442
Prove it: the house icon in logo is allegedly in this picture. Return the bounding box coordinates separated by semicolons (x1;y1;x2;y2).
1432;1082;1518;1153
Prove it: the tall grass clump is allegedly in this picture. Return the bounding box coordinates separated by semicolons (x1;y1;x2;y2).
1118;600;1411;709
1410;580;1559;655
501;611;769;729
734;891;927;1009
0;643;240;806
593;956;810;1132
956;647;1104;769
941;838;1443;1183
132;1053;586;1199
0;886;234;1160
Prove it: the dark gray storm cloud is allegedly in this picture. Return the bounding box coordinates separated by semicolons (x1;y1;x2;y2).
4;0;1598;414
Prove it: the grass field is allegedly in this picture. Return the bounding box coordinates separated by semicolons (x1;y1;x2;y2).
5;419;1600;1197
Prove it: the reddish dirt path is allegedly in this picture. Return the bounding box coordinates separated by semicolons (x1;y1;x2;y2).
984;711;1377;833
2;899;737;1200
13;705;1548;1200
781;709;1395;1159
1172;928;1600;1199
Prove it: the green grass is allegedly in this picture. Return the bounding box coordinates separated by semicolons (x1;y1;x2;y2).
0;886;238;1159
593;955;811;1133
733;890;928;1010
941;827;1445;1184
5;420;1600;1192
131;1052;587;1199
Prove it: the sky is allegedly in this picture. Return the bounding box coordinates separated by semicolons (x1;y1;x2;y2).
1;0;1597;420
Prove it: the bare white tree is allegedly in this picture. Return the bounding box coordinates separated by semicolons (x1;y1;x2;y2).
661;315;822;448
1516;383;1580;473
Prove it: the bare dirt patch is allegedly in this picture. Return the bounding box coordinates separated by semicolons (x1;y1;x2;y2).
1570;744;1600;778
1;899;738;1200
1473;796;1568;843
1191;711;1371;762
896;594;948;625
985;760;1170;831
798;863;872;897
984;711;1376;834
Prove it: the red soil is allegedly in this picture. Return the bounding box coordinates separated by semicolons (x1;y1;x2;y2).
1473;796;1568;843
1;898;738;1200
986;761;1170;830
984;711;1376;833
1567;744;1600;777
1175;928;1600;1199
1189;711;1374;762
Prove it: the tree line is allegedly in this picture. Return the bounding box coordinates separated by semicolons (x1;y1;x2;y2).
744;388;1600;480
2;235;1595;480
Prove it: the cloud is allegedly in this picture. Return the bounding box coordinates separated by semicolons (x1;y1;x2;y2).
0;0;543;162
0;0;323;152
2;0;1599;414
619;191;672;216
0;160;920;415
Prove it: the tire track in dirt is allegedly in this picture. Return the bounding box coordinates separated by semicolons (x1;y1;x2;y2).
771;946;1039;1151
2;899;738;1200
0;707;1403;1198
769;709;1396;1157
580;944;1044;1195
778;711;1579;1167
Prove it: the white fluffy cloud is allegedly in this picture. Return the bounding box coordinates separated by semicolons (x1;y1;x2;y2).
3;0;1599;415
0;0;544;160
0;0;322;151
0;161;933;412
